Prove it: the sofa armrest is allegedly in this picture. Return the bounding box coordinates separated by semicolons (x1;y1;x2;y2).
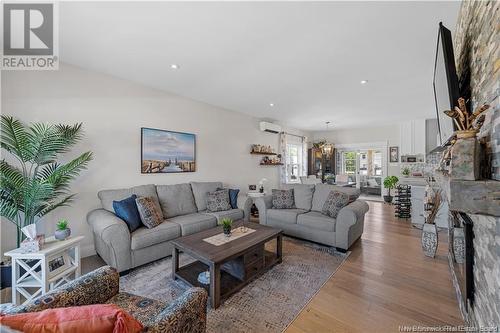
146;287;208;333
87;209;132;272
335;200;369;250
254;195;273;225
237;194;253;222
9;266;120;314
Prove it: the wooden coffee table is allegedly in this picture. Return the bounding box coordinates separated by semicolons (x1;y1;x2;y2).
171;221;282;309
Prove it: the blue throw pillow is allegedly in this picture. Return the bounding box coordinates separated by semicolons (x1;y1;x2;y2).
217;188;240;209
113;194;142;232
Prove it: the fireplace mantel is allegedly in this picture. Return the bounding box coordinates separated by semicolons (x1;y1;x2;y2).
435;174;500;217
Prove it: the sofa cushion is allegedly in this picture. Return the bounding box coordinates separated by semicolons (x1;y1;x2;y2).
131;221;181;250
311;184;360;212
228;189;240;209
190;182;223;211
282;184;315;211
322;190;350;218
297;211;336;232
203;209;244;222
106;292;166;326
217;188;240;209
0;304;143;333
272;189;295;209
206;189;232;212
112;194;142;232
267;208;307;225
135;196;163;229
156;184;197;218
98;184;159;213
167;213;217;236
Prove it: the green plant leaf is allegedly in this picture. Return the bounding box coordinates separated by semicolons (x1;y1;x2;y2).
0;115;32;162
37;194;76;217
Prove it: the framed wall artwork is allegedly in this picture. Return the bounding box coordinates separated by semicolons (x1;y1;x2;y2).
141;128;196;173
389;146;399;163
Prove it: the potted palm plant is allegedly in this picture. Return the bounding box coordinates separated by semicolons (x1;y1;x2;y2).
383;176;399;203
0;116;92;286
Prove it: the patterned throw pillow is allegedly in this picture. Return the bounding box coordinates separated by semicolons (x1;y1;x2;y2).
272;189;295;209
322;190;350;218
135;196;163;228
206;189;232;212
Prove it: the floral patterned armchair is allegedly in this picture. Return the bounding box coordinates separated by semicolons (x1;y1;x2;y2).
0;266;208;333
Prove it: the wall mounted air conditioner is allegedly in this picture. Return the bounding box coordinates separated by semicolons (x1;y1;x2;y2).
259;121;282;134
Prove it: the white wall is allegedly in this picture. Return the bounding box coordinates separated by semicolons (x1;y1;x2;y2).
312;125;401;178
0;64;308;257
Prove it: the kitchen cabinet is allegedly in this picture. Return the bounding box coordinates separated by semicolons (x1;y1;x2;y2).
400;119;426;156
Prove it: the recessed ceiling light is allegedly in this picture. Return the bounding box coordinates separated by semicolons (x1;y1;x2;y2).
170;64;180;70
269;103;275;107
360;80;368;85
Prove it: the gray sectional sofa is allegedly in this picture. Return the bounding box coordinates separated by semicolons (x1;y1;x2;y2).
87;182;250;273
255;184;369;251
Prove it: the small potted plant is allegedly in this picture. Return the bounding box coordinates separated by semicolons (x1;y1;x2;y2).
383;176;399;203
55;219;71;240
401;167;410;178
219;218;233;237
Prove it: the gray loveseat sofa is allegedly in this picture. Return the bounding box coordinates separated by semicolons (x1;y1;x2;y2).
87;182;250;273
255;184;369;251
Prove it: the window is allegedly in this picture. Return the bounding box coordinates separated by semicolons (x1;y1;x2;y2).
342;151;357;174
372;151;382;176
286;143;303;183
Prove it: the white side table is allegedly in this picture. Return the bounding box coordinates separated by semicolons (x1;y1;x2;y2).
246;191;266;199
246;192;267;218
4;235;84;305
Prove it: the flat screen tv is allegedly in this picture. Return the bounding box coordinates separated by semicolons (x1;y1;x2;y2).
433;22;461;146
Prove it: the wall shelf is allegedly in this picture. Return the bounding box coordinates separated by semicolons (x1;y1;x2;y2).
260;163;283;166
251;151;277;156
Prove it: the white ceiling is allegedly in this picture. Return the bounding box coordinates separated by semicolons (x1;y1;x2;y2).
60;1;460;131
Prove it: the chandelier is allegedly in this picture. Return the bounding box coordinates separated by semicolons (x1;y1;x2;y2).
321;122;334;157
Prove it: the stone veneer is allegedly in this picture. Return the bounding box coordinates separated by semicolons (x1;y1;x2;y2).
467;214;500;328
454;1;499;180
453;2;500;327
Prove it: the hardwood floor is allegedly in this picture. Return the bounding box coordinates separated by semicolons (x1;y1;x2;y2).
285;201;463;333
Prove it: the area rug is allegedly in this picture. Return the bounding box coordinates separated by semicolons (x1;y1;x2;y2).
120;237;349;333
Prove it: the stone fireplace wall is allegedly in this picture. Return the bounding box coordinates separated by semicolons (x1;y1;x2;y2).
454;1;499;180
467;214;500;327
453;1;500;327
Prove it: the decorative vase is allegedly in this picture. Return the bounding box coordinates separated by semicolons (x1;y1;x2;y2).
383;195;393;203
421;223;438;258
223;226;231;237
450;136;480;180
55;228;71;241
453;227;465;264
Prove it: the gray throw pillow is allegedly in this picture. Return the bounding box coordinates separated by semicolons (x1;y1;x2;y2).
272;189;295;209
206;189;231;212
136;196;163;228
322;190;350;218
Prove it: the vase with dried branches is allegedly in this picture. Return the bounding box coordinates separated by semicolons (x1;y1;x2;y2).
438;97;490;176
421;190;442;258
